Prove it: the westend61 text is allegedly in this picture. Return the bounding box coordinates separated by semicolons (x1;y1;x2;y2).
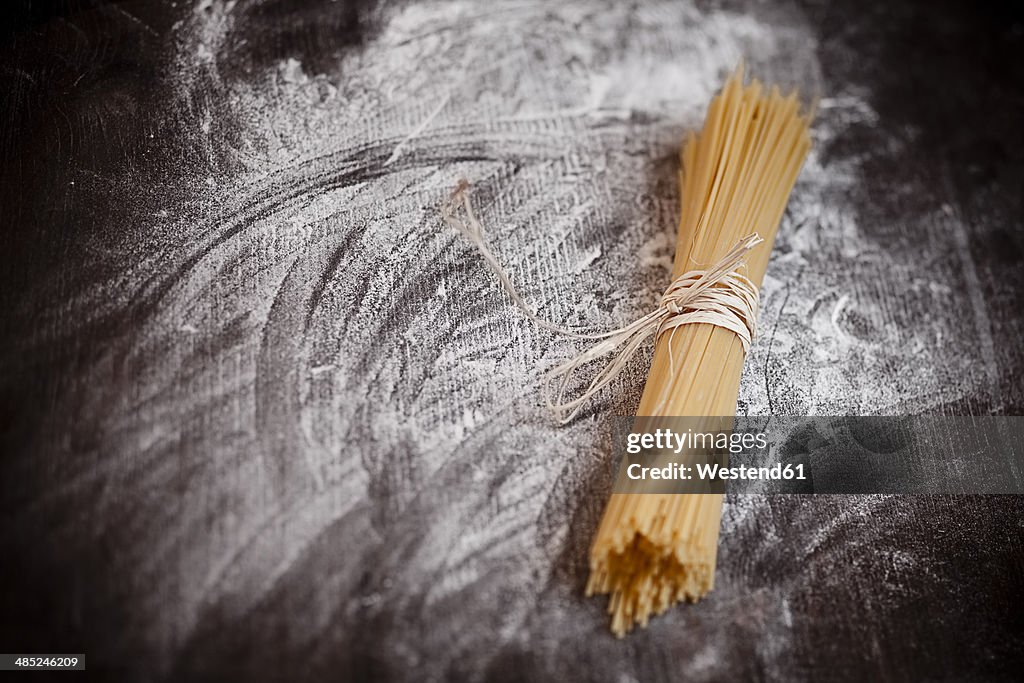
627;461;806;481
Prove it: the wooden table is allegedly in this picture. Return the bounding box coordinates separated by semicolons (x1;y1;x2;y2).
1;0;1022;680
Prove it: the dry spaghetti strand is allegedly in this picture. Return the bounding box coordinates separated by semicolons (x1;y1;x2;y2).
586;65;813;636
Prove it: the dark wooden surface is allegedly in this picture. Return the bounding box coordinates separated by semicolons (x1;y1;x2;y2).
1;1;1023;681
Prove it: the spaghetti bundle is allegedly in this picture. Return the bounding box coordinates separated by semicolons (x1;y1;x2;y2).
442;65;812;636
585;66;812;635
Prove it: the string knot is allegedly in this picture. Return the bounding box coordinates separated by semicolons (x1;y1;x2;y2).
655;236;761;353
442;181;763;424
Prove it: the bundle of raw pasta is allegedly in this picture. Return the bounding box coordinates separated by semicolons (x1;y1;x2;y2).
585;66;812;635
442;64;812;636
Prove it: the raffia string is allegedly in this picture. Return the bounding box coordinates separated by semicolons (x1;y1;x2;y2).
441;179;761;424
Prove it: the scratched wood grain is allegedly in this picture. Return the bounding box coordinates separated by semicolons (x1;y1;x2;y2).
0;0;1022;681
